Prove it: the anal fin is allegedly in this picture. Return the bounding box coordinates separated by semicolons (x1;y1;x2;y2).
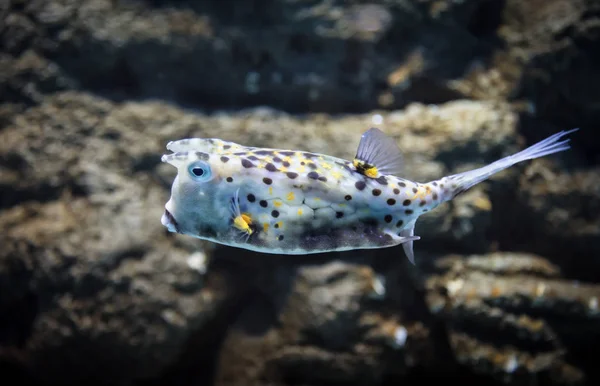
384;226;420;265
399;220;418;265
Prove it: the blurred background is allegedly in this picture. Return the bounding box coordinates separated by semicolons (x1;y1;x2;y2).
1;1;599;385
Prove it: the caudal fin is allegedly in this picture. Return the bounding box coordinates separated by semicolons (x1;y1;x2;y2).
443;128;578;199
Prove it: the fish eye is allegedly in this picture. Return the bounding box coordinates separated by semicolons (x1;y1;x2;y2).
187;161;212;181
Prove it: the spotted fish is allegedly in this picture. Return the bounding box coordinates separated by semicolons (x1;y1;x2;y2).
161;127;578;264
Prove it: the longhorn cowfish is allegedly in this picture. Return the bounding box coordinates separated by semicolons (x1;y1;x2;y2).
161;127;578;264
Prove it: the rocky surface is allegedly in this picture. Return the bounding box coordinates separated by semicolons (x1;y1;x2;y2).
1;1;599;386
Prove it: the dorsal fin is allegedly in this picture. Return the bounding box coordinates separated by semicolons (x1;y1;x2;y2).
353;128;404;178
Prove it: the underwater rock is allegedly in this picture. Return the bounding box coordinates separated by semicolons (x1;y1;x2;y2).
0;182;229;383
0;89;597;385
1;92;525;255
213;256;434;386
0;0;599;384
424;252;600;385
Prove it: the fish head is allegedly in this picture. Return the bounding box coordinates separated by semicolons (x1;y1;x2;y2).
160;146;227;237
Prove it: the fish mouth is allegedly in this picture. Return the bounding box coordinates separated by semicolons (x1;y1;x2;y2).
161;209;180;233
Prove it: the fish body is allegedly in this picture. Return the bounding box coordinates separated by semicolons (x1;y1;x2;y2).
161;127;578;263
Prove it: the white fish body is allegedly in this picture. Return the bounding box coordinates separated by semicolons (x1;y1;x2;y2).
161;127;578;264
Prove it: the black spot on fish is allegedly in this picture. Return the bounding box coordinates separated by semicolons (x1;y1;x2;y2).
263;177;273;185
318;176;327;182
419;201;426;206
279;151;294;156
265;163;278;172
195;152;209;161
220;156;229;163
432;182;438;186
355;181;366;190
241;159;254;168
271;210;280;218
403;199;411;206
248;155;259;161
336;211;344;218
247;194;256;202
372;189;381;196
412;187;418;194
286;172;298;179
273;156;282;163
433;193;438;200
283;161;291;167
303;152;318;159
393;188;400;194
226;177;233;182
278;235;284;241
260;200;268;208
256;150;274;155
384;215;392;223
223;144;231;150
396;220;403;227
387;198;396;205
300;161;305;165
307;171;319;180
399;182;406;187
405;209;413;215
345;195;352;201
376;176;388;185
307;162;318;170
274;223;280;228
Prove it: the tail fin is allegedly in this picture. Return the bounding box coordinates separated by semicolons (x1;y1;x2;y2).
443;128;578;200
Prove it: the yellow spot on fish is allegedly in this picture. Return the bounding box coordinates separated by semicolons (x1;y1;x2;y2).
283;156;292;163
410;186;427;200
353;158;379;178
321;162;332;170
276;221;283;228
263;223;269;232
233;213;253;235
287;192;295;201
274;200;282;207
314;197;321;201
269;187;273;195
280;166;288;172
297;208;303;216
364;166;378;178
299;165;306;173
331;171;343;180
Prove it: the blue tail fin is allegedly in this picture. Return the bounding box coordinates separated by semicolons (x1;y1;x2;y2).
444;128;578;199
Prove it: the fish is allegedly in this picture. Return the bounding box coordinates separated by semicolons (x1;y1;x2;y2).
160;127;578;264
